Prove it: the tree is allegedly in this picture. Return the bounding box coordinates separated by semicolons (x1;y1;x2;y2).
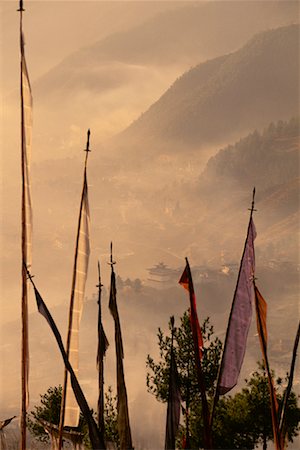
27;385;63;443
104;386;119;448
28;385;92;447
146;312;300;449
146;311;222;448
28;385;119;448
211;363;300;449
146;312;222;403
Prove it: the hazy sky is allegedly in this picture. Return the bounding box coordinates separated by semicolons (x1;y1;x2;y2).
1;1;184;92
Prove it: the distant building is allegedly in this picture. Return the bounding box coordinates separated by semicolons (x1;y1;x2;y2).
146;260;239;288
147;262;180;288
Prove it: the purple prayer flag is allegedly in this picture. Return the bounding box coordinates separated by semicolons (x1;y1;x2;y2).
219;217;256;395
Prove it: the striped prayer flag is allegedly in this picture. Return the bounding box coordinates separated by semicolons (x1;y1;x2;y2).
20;23;33;450
65;168;90;427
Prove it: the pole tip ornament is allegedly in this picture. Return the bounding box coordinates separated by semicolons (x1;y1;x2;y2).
185;257;191;272
17;0;25;11
248;186;257;214
170;316;175;329
85;129;91;152
108;242;116;266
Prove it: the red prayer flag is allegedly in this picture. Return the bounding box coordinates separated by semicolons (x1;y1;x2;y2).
179;259;212;448
255;285;281;450
179;263;203;360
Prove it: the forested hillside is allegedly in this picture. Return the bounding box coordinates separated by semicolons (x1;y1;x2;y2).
199;118;299;193
119;25;299;153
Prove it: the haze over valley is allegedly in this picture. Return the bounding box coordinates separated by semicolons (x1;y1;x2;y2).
0;2;299;448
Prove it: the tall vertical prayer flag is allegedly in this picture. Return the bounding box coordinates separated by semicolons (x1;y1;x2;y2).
97;261;109;435
20;2;33;447
179;259;203;361
109;246;133;450
59;134;91;447
21;32;33;266
28;273;105;449
218;216;256;395
165;317;181;450
179;258;211;448
64;169;90;426
254;285;281;450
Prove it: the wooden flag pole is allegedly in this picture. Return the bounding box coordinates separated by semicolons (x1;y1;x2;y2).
164;315;182;450
185;358;191;450
254;283;281;450
167;316;176;448
185;259;212;449
18;0;28;448
97;261;105;434
108;243;133;449
279;321;300;444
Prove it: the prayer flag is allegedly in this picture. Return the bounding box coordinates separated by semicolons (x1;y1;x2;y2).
20;16;33;448
165;323;181;450
255;285;281;450
218;217;256;395
179;260;203;361
65;170;90;427
179;259;211;448
31;281;105;449
109;260;133;449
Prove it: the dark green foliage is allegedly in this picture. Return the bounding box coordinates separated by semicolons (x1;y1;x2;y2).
187;366;300;449
211;363;300;449
27;385;91;445
104;386;119;447
27;385;62;443
116;275;143;292
147;313;300;449
146;311;222;404
27;385;120;447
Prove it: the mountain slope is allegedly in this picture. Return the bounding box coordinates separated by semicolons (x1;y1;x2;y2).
118;25;299;153
199;117;299;194
35;1;298;95
193;117;300;261
82;0;298;65
24;5;299;161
